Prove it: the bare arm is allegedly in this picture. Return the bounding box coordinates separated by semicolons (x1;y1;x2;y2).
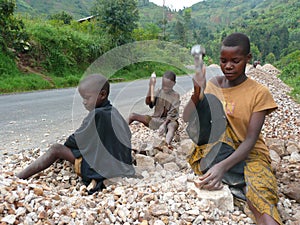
145;77;156;106
182;66;206;122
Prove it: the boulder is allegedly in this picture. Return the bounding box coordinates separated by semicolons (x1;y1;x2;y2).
283;182;300;203
266;138;286;156
135;154;155;172
187;182;234;212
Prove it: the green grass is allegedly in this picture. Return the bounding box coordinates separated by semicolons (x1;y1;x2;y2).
0;59;190;94
276;51;300;103
50;73;82;88
279;76;300;103
0;74;52;93
0;50;82;93
111;61;191;82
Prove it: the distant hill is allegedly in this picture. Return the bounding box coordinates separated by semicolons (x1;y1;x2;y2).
16;0;94;19
15;0;300;33
15;0;183;22
190;0;299;31
15;0;300;62
15;0;169;20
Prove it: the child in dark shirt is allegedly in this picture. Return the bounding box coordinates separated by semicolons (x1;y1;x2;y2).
17;74;135;194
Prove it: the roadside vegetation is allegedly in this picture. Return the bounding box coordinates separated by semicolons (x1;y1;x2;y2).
276;51;300;102
0;0;299;103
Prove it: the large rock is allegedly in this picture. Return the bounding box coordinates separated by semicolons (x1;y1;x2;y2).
270;150;281;170
290;152;300;163
163;162;180;172
135;154;155;172
266;138;286;156
283;182;300;203
187;182;234;212
286;144;299;155
154;152;175;165
177;139;194;156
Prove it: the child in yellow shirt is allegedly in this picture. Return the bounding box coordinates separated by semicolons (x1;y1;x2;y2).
183;33;282;225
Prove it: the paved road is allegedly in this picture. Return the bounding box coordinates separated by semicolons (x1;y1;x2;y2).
0;66;223;154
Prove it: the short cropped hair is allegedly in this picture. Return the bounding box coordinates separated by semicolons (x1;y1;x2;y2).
222;33;250;55
80;74;110;95
163;71;176;82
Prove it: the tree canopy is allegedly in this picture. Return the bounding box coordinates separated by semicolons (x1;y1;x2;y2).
92;0;139;47
0;0;28;53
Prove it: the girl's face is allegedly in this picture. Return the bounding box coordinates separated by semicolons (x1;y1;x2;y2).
220;45;251;82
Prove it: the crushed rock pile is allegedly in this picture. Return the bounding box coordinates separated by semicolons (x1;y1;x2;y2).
0;65;300;225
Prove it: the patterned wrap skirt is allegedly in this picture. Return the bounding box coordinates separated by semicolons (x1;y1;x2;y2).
187;126;282;225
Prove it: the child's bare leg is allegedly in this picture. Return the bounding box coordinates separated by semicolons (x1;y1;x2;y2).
247;199;279;225
16;144;75;179
165;121;178;146
128;113;150;126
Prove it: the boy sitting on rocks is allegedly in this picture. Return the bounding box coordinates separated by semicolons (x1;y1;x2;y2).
17;74;135;194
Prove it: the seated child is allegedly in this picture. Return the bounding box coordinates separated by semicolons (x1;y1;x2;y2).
183;33;282;225
17;74;135;194
128;71;180;148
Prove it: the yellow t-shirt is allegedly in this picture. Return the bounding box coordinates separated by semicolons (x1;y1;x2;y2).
205;77;277;157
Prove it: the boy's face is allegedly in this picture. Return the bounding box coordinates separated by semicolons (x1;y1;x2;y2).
78;87;105;111
162;77;175;92
220;45;251;82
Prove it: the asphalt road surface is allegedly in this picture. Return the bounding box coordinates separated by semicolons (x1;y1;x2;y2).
0;66;223;155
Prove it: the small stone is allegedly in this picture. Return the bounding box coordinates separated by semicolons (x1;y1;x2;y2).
290;152;300;163
1;215;16;224
34;187;44;196
149;204;169;216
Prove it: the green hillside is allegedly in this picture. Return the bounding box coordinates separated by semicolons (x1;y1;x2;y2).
16;0;168;21
2;0;299;100
189;0;299;36
12;0;300;64
15;0;299;52
16;0;94;19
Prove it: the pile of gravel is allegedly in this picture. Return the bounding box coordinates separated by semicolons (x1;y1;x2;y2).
0;66;299;225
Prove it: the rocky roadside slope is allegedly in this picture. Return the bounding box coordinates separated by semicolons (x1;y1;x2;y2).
0;65;299;225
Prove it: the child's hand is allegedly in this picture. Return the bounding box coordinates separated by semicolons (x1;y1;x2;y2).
194;163;224;190
194;176;223;190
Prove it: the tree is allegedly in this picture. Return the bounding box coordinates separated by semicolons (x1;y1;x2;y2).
138;0;150;7
174;20;185;45
0;0;28;53
92;0;139;47
133;23;161;41
48;11;74;25
250;44;261;63
265;52;276;64
183;8;192;30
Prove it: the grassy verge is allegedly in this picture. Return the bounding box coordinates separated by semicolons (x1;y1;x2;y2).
0;58;190;94
276;51;300;103
111;61;191;82
0;72;83;94
279;76;300;103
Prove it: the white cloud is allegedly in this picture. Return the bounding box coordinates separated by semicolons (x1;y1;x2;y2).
149;0;201;10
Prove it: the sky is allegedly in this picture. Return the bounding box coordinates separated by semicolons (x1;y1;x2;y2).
149;0;201;11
